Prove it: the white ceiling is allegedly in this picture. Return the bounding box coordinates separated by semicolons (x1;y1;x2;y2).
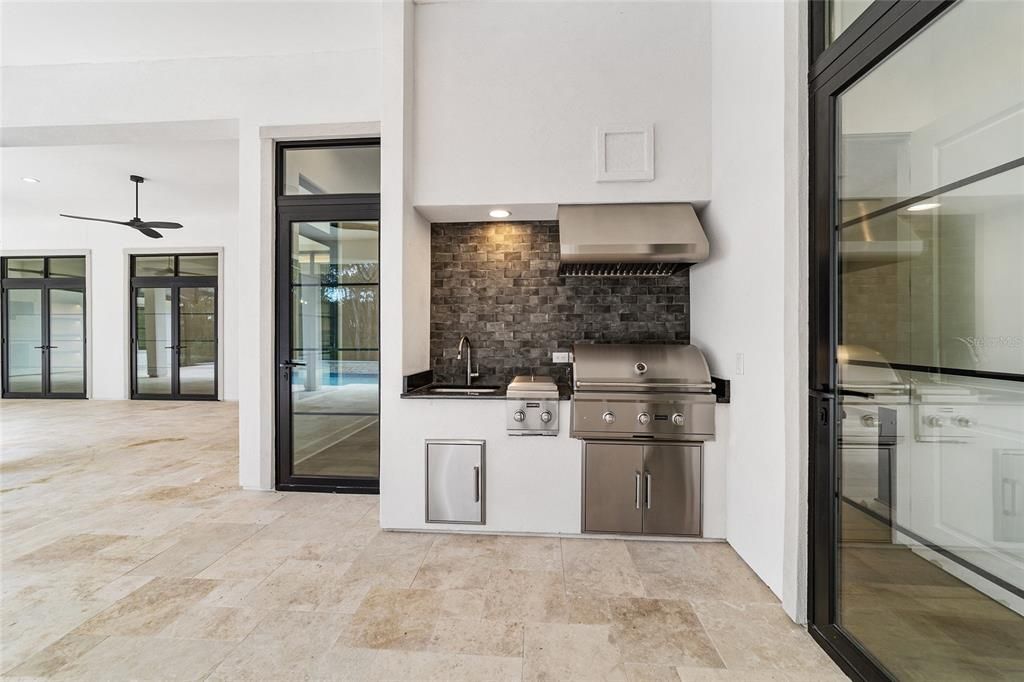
1;140;239;234
0;1;381;67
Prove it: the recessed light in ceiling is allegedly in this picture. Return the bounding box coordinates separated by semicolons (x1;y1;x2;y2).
906;202;940;212
489;209;511;218
22;177;41;183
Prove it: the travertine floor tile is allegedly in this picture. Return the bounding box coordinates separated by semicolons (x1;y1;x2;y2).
523;622;627;681
75;576;220;636
608;597;724;668
0;400;844;681
52;635;235;681
429;617;525;657
206;610;350;681
691;602;838;672
562;538;646;598
343;586;445;650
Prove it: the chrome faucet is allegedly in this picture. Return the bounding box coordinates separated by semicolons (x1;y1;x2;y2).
456;335;480;385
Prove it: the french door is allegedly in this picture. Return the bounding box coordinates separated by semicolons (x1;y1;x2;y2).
1;256;87;399
130;254;218;400
275;205;381;492
809;1;1024;680
274;138;382;493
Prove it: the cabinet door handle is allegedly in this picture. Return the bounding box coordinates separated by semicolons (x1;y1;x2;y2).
646;472;653;510
473;466;481;503
635;471;642;509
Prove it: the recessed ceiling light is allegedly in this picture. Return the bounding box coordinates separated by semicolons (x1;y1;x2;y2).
22;176;41;183
907;201;940;212
489;209;511;219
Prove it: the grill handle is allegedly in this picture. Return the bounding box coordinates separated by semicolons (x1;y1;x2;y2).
575;380;715;391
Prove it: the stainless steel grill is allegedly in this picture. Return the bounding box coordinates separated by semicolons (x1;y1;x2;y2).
570;343;716;441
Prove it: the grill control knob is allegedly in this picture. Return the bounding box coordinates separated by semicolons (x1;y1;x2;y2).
925;415;945;428
540;410;553;423
671;413;685;426
602;411;616;425
637;412;651;426
861;415;880;428
513;410;526;423
954;416;974;428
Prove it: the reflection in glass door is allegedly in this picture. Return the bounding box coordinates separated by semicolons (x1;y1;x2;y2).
130;254;218;400
811;1;1024;679
1;256;87;398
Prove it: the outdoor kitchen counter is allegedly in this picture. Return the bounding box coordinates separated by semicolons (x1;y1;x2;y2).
400;383;573;400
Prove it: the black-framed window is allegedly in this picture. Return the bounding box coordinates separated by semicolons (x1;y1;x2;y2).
1;256;88;399
275;138;382;495
130;253;219;401
808;1;1024;680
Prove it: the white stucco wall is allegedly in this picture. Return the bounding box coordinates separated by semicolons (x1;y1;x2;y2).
412;0;712;212
690;0;808;621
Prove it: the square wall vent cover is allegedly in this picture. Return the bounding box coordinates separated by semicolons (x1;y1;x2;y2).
595;124;654;182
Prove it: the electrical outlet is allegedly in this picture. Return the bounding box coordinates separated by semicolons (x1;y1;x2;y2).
552;352;572;364
735;352;745;376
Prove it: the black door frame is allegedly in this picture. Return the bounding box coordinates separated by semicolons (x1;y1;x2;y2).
1;256;88;399
274;138;382;494
806;1;958;680
129;254;219;401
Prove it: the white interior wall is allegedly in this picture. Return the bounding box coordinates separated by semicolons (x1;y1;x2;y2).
412;0;711;212
690;0;807;620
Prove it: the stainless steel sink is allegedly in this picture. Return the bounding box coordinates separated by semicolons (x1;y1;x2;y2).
424;385;502;395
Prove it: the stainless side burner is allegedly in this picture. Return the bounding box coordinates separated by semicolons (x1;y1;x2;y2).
506;375;560;436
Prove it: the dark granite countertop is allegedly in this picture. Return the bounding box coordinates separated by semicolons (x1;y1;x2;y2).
401;382;573;400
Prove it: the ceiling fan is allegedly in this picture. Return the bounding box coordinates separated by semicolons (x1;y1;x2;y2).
60;175;183;239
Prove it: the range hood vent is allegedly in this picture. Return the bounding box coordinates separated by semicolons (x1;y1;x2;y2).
557;203;709;277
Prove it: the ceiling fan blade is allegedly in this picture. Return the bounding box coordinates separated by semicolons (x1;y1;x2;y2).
59;213;132;226
134;226;164;239
137;221;183;230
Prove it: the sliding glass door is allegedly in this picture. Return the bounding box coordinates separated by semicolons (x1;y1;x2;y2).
275;139;381;493
810;1;1024;679
130;254;218;400
1;256;87;399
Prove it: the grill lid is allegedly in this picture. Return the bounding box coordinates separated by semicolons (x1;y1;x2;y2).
572;343;713;392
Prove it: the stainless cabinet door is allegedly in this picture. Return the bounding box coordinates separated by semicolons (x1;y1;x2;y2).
643;444;702;536
583;443;644;534
426;440;484;524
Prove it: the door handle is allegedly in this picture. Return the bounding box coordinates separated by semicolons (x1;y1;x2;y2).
279;361;306;368
33;345;47;350
473;466;481;502
635;471;642;509
646;472;653;510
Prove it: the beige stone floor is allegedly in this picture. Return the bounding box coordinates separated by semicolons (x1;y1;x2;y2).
0;399;845;681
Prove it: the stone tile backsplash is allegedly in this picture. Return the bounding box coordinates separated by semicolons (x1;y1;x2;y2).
430;221;690;385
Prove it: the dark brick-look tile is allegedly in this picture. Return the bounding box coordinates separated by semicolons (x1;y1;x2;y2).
430;221;690;385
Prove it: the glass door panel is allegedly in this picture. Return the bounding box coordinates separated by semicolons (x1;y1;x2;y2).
178;286;216;396
5;289;43;394
134;287;174;396
286;220;380;482
48;288;85;394
834;1;1024;678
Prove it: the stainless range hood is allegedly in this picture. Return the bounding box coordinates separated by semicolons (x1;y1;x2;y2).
557;203;709;277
